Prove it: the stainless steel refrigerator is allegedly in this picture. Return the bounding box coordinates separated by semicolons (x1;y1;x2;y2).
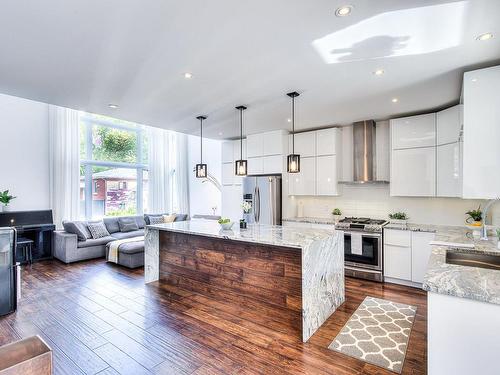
0;227;19;316
242;175;282;225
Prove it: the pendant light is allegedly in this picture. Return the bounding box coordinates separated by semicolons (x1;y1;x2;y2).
195;115;207;178
287;91;300;173
235;105;248;176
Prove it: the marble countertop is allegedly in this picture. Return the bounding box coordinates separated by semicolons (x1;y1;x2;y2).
422;226;500;305
283;217;336;225
147;220;338;250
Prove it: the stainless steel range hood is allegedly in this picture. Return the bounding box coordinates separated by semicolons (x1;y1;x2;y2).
340;120;389;184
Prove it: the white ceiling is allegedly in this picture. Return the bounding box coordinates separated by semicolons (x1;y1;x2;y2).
0;0;499;139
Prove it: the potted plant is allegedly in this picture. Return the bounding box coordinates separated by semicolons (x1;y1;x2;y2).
241;201;252;226
465;206;483;227
239;218;247;229
0;190;16;212
217;217;234;230
332;208;342;224
388;212;409;225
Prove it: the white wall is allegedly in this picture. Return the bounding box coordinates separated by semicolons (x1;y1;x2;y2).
0;93;50;211
187;135;222;217
284;185;500;226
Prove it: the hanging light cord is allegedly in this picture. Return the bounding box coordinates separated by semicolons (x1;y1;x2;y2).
292;95;295;154
240;108;243;159
200;117;203;164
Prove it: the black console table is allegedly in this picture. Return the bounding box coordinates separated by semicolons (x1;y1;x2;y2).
0;210;55;263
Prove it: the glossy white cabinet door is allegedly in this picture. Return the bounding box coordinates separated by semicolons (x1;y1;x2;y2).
463;66;500;199
411;231;435;284
316;155;338;195
262;130;286;156
247;157;263;175
375;121;390;181
316;128;339;156
391;147;436;196
391;113;436;149
437;142;461;197
262;155;282;174
384;244;412;280
232;139;246;161
289;132;316;157
222;141;234;163
437;105;462;146
221;163;234;185
246;134;263;158
288;157;315;195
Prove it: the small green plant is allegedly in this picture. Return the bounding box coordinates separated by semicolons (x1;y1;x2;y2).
465;206;482;222
0;190;16;206
389;212;408;220
496;228;500;239
218;218;230;224
332;208;342;216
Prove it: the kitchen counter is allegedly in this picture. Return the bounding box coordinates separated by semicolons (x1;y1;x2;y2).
282;217;335;225
144;221;344;342
422;226;500;305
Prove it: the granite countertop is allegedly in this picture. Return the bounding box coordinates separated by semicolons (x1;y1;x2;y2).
422;226;500;305
283;217;335;225
147;220;338;250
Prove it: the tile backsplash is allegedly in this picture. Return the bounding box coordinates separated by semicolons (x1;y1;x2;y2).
284;185;500;226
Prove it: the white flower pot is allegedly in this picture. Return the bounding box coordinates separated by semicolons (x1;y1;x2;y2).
2;205;10;212
390;219;408;226
497;241;500;250
333;215;342;224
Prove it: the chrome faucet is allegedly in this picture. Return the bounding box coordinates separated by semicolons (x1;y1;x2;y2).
481;198;500;240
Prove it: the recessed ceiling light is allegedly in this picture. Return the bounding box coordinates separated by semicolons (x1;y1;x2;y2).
108;104;119;109
373;69;385;76
287;118;292;123
391;98;399;103
476;32;493;41
184;72;193;79
471;78;478;82
335;5;353;17
218;132;223;136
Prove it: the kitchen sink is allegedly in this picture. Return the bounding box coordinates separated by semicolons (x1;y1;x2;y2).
446;250;500;270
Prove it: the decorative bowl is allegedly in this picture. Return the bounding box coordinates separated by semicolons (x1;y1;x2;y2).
219;222;234;230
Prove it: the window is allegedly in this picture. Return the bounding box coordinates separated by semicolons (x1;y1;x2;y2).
79;113;148;219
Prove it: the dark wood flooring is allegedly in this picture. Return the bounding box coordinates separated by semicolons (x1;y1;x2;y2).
0;260;427;374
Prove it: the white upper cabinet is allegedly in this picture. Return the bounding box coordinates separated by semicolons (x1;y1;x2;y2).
247;157;263;175
391;147;436;196
316;155;339;195
222;141;235;163
375;121;390;181
262;130;287;156
391;113;436;149
437;142;461;197
289;132;316;157
463;66;500;199
288;157;316;195
232;139;246;161
316;128;340;156
437;105;463;145
246;133;263;158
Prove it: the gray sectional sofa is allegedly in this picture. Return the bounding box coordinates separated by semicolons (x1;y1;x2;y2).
53;214;187;268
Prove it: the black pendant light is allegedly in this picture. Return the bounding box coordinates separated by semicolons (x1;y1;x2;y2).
195;115;207;178
235;105;248;176
287;91;300;173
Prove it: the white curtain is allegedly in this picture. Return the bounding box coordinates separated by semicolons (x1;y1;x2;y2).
147;127;190;214
48;105;80;228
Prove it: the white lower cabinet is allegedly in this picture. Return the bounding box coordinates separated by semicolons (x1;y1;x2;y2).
288;157;316;195
316;155;339;195
383;229;435;286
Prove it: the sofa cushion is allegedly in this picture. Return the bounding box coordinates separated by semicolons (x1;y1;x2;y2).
62;220;91;241
117;241;144;255
149;215;164;225
175;214;188;222
110;229;144;240
118;217;139;232
103;217;120;234
87;221;110;239
134;215;146;229
77;236;115;248
163;214;177;223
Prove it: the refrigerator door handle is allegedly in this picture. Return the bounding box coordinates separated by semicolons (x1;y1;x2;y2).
256;186;261;223
253;186;258;223
269;177;274;225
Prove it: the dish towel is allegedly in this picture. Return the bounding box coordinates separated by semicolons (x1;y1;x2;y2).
351;233;363;255
107;236;144;263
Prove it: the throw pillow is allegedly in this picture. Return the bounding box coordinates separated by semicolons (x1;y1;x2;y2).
163;214;177;223
118;217;139;232
63;221;91;241
87;221;110;239
149;216;165;225
174;214;188;222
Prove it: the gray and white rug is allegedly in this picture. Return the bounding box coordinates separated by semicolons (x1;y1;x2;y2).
328;296;417;373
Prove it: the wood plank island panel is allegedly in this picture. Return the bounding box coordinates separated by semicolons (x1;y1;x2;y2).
146;221;345;342
159;231;303;337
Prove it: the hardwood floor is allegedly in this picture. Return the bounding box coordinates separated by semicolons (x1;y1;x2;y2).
0;259;427;374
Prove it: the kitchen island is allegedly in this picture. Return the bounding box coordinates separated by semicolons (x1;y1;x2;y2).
144;220;344;342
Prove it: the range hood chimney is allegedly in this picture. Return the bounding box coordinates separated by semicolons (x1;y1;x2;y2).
338;120;389;184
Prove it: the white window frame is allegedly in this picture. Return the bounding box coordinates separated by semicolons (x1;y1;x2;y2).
80;115;147;219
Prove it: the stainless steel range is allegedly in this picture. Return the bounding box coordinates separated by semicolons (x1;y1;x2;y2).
335;217;388;282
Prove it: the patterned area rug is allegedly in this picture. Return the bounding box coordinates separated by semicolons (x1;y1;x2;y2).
328;296;417;373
